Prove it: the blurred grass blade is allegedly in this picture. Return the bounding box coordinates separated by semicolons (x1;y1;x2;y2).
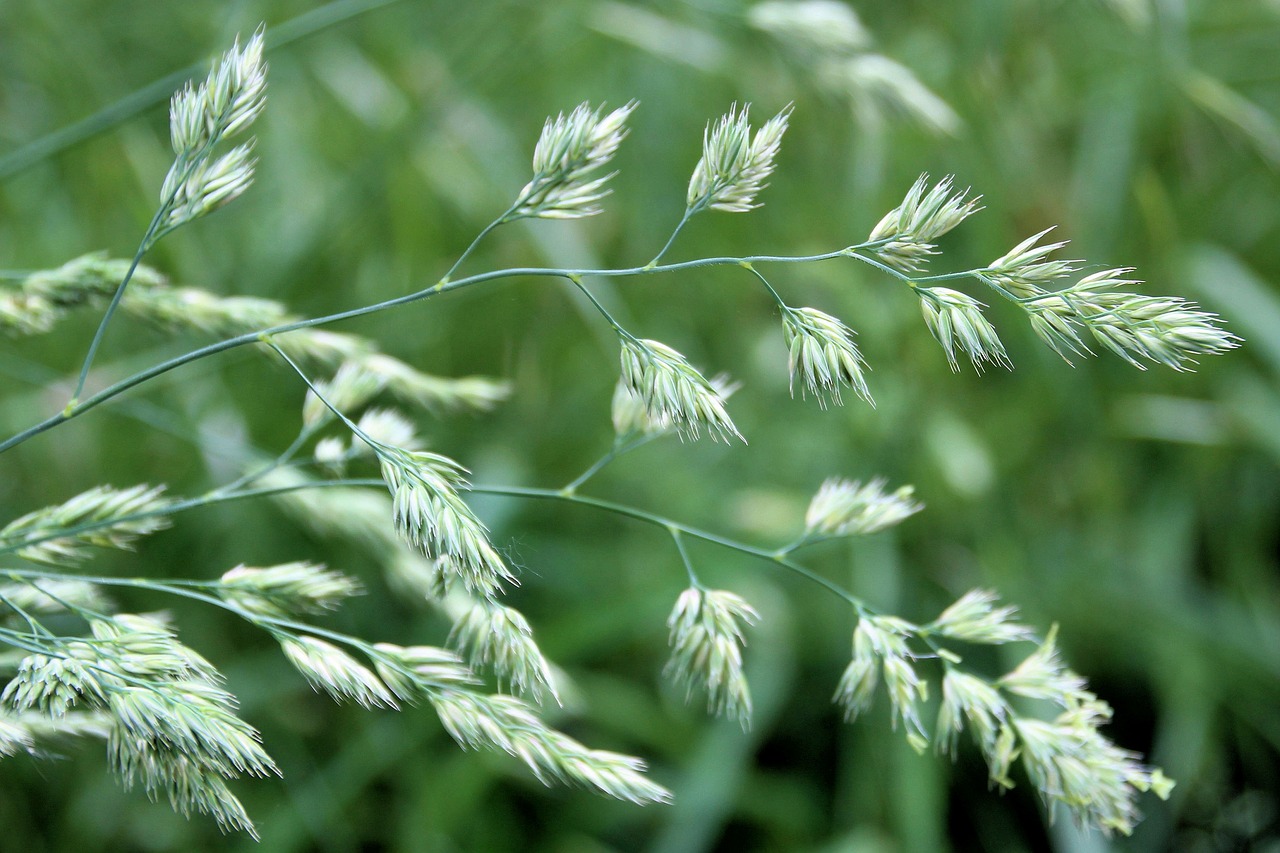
0;0;409;181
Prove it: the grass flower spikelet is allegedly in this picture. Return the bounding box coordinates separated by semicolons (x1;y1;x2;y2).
782;305;873;407
516;101;637;219
804;477;922;538
665;588;759;727
619;338;742;442
687;103;792;213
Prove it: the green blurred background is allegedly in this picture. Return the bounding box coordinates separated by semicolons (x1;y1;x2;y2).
2;0;1278;850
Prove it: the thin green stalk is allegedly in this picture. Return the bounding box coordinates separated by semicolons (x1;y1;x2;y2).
846;250;919;284
68;204;172;406
207;423;321;498
742;264;788;310
561;433;661;494
647;207;695;268
670;528;701;587
472;485;863;608
0;591;54;640
0;248;861;456
568;276;633;340
562;448;620;495
437;200;522;285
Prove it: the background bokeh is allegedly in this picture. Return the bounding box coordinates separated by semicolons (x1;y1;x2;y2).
2;1;1278;850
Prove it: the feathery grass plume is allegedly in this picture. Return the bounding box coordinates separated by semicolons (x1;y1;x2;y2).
358;353;511;414
0;253;156;334
781;306;873;407
514;101;637;219
3;654;109;717
1023;270;1241;371
162;142;257;230
612;372;738;438
687;103;792;213
155;28;266;242
279;635;396;709
169;28;267;157
619;338;742;442
665;588;759;727
3;614;277;837
218;562;361;618
937;669;1010;759
986;228;1081;298
126;286;290;338
998;625;1093;706
868;174;981;273
450;600;560;704
834;616;927;746
376;446;517;598
371;643;478;701
0;484;171;567
804;477;922;538
431;688;671;804
1012;708;1173;835
89;613;221;682
0;579;109;615
917;286;1011;372
748;0;872;55
105;678;275;838
834;53;960;135
927;589;1035;645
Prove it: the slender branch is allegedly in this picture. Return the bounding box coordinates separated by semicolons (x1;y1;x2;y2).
68;204;173;406
647;207;695;268
742;264;788;310
669;529;700;587
567;276;633;340
1;248;864;457
472;485;864;608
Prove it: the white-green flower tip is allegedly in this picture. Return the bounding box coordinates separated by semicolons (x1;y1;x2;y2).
917;286;1011;372
804;477;922;537
218;562;361;618
687;103;792;213
1018;267;1241;370
169;28;267;157
162;141;257;229
451;600;560;704
430;689;671;804
280;635;397;709
158;27;267;238
0;484;171;567
665;588;759;727
515;101;637;219
833;616;927;741
869;174;981;273
619;338;743;442
782;306;873;407
377;446;516;599
928;589;1035;645
2;614;277;839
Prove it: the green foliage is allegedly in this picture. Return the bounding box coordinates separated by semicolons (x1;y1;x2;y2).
2;1;1278;850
